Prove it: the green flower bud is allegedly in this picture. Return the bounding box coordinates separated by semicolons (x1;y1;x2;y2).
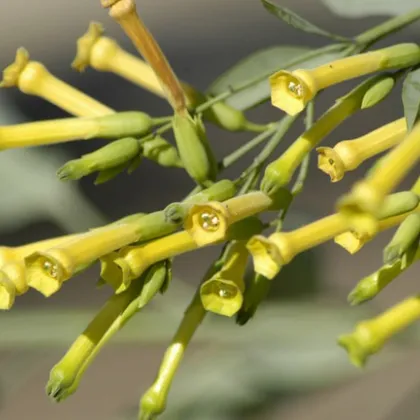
141;136;182;168
384;213;420;264
94;162;131;185
137;260;172;309
92;111;153;138
361;76;395;110
377;191;419;220
57;137;141;181
172;111;217;186
348;244;420;305
380;43;420;69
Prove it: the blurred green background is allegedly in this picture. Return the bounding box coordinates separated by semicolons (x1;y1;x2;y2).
0;1;420;419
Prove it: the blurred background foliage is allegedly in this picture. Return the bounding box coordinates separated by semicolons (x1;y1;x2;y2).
1;1;420;419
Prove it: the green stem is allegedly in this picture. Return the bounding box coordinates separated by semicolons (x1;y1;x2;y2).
152;116;173;126
242;121;272;133
356;9;420;47
220;124;278;170
291;101;315;195
274;102;315;232
239;114;299;182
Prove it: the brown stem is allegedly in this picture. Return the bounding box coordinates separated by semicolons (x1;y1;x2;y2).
102;0;187;113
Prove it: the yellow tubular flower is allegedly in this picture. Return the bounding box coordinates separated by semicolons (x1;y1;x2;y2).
184;192;273;246
103;0;187;113
338;120;420;235
102;231;198;294
0;112;152;150
317;118;407;182
0;234;82;309
72;22;167;100
270;43;420;115
247;213;348;280
0;48;113;117
335;191;420;254
72;22;264;133
101;216;264;293
25;224;140;297
0;271;17;310
335;206;420;254
46;268;147;402
261;74;393;194
200;241;248;317
140;292;206;419
338;295;420;367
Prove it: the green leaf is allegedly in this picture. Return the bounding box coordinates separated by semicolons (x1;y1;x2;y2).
262;0;350;42
320;0;419;17
402;67;420;131
207;46;346;110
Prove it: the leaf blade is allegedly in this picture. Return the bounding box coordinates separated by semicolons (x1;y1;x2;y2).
262;0;351;42
402;67;420;131
320;0;420;18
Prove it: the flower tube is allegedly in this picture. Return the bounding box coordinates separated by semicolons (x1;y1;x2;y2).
270;43;420;115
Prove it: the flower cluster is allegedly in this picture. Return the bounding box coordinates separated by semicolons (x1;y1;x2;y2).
1;0;420;418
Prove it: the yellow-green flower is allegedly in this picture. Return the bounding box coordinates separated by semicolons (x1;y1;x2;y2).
337;120;420;236
261;74;394;194
335;195;420;254
0;271;17;311
1;48;113;117
270;43;420;115
0;233;81;308
317;118;406;182
247;213;348;279
101;216;264;293
72;21;169;98
140;292;206;419
25;223;141;297
101;231;198;294
0;112;152;150
338;295;420;367
47;261;168;402
184;191;273;246
200;241;248;317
